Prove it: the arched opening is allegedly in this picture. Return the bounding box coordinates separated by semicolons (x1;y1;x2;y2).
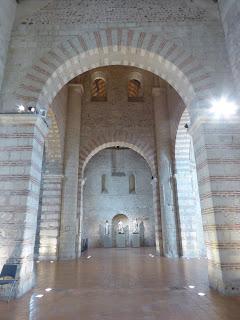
112;213;129;247
91;72;107;101
1;40;216;298
81;147;156;250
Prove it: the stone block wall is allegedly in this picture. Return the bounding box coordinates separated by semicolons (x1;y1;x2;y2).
168;87;205;257
79;66;156;162
218;0;240;95
82;149;155;248
38;174;63;261
0;0;16;92
0;0;230;115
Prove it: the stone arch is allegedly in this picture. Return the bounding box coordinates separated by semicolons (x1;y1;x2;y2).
15;29;214;118
80;141;156;178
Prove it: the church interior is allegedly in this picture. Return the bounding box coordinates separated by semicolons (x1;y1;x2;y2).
1;1;240;319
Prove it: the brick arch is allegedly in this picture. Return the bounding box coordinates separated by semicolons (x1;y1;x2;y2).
15;29;214;116
80;140;156;177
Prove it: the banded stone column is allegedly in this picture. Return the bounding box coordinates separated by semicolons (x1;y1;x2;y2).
59;84;83;260
0;114;47;299
76;177;86;258
190;116;240;295
152;86;180;257
151;177;163;254
38;174;64;260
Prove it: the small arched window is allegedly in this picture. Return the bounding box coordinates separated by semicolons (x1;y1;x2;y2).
129;174;136;194
91;75;107;101
128;72;143;101
101;174;108;193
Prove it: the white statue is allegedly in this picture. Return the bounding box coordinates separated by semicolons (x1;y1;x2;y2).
118;220;124;234
104;220;110;236
133;218;139;233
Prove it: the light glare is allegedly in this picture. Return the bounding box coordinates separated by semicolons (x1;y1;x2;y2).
188;285;195;289
17;105;25;112
210;97;237;118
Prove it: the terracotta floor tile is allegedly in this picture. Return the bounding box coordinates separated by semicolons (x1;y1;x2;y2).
0;248;239;320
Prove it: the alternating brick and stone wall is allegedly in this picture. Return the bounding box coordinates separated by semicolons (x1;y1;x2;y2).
190;117;240;295
0;114;47;299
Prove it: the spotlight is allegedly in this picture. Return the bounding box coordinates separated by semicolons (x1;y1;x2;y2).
28;106;36;113
45;288;52;292
35;294;44;298
36;260;40;264
17;105;25;112
50;260;54;263
210;97;238;118
188;285;195;289
87;256;92;259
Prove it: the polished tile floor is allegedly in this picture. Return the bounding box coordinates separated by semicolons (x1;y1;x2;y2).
1;248;240;320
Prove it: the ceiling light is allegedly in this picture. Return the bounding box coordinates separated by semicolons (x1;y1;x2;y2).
35;294;44;298
45;288;52;292
188;285;195;289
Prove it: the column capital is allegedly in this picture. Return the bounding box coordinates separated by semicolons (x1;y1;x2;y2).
68;83;84;95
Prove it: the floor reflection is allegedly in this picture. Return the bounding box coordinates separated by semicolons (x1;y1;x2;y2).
0;248;240;320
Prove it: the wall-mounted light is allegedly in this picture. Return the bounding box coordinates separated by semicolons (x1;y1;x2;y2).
17;104;25;112
210;97;238;118
28;106;36;113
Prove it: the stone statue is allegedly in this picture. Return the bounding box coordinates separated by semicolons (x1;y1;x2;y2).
133;218;139;234
104;220;110;236
117;220;124;234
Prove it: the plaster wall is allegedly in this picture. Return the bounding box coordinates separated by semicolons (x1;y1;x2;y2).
82;149;155;248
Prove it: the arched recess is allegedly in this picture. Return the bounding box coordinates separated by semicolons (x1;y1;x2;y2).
14;29;215;120
77;141;161;254
174;108;205;258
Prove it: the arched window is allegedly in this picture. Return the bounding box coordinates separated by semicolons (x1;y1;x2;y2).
128;72;143;101
91;72;107;101
101;174;108;193
129;174;136;194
